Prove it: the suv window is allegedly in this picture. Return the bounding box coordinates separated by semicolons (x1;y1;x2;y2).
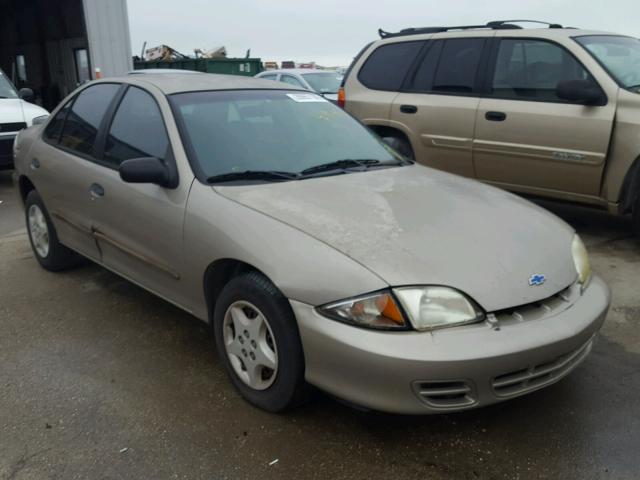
492;39;591;102
432;38;485;93
59;84;120;157
358;41;424;91
43;100;72;143
103;86;169;166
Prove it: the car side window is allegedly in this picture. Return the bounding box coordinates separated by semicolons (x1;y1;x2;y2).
280;75;305;88
431;38;486;94
491;39;592;102
43;99;72;143
358;41;425;91
406;41;443;91
103;86;169;167
59;84;120;157
260;74;278;81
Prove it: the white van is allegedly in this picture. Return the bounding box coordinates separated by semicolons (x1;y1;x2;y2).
1;69;49;170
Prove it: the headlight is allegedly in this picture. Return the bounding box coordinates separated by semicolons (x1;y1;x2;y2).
393;287;484;331
317;291;407;330
572;234;592;287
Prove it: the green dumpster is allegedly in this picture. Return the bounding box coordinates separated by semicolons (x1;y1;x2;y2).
133;58;263;76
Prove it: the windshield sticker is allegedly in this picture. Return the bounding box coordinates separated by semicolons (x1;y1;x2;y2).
286;93;328;103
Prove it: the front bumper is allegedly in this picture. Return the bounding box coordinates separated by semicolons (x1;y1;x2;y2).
291;275;610;414
0;134;17;170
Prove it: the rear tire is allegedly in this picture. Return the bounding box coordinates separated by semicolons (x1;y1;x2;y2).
633;195;640;239
25;190;81;271
382;136;415;160
213;271;310;412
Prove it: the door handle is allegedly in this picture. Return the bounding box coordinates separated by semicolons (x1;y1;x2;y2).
400;104;418;114
89;183;105;200
30;158;40;170
485;111;507;122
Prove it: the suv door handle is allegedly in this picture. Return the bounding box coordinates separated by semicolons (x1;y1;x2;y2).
89;183;105;200
400;105;418;114
485;111;507;122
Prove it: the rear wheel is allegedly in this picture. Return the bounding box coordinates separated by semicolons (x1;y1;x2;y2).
25;190;80;271
213;271;310;412
382;136;415;160
633;195;640;239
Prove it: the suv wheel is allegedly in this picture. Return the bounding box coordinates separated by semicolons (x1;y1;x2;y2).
633;195;640;239
382;136;415;160
25;190;80;271
213;271;310;412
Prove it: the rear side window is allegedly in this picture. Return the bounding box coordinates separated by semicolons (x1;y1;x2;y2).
358;41;424;91
491;39;592;102
43;100;72;143
60;84;120;157
103;86;169;166
407;41;443;91
280;75;305;88
260;74;277;81
432;39;485;93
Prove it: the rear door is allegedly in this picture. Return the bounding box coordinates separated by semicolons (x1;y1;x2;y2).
30;83;122;260
473;37;616;195
89;85;193;309
390;36;491;178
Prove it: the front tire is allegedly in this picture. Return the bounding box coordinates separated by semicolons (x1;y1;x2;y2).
213;271;310;412
25;190;80;271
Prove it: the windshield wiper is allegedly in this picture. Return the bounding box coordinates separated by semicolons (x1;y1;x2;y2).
207;170;299;184
299;159;397;177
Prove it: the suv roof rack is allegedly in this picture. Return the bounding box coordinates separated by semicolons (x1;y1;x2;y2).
378;20;565;39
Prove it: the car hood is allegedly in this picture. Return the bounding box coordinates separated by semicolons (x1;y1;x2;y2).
215;166;578;311
0;98;25;124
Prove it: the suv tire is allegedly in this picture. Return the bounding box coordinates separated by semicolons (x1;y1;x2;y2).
633;195;640;239
382;136;415;160
213;271;311;412
25;190;81;271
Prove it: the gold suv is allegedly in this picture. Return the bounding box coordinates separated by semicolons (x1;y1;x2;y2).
341;20;640;237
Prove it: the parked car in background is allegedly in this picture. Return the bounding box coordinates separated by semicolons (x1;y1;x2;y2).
128;69;204;75
0;68;48;169
341;20;640;237
13;73;609;414
255;69;342;101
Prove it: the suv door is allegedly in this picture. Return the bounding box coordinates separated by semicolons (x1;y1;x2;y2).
474;37;616;196
31;83;121;260
89;85;194;309
390;37;490;178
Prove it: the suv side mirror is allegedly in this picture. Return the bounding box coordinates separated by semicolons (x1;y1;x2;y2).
119;157;170;187
556;80;605;105
19;88;34;102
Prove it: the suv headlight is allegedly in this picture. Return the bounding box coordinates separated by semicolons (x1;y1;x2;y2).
318;287;485;331
394;287;485;331
572;234;591;288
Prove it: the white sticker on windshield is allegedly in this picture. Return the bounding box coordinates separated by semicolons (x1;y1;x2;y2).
286;93;327;103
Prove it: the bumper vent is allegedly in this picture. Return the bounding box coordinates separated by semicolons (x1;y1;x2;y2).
412;380;476;409
492;338;594;398
0;122;27;133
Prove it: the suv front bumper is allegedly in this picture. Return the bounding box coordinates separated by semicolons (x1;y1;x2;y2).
291;275;610;414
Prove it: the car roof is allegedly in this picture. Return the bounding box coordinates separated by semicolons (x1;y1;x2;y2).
258;69;339;75
100;73;307;95
127;69;203;75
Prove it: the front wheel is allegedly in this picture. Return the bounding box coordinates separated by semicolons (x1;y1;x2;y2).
213;272;310;412
25;190;80;271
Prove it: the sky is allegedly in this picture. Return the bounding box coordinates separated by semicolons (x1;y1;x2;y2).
127;0;639;67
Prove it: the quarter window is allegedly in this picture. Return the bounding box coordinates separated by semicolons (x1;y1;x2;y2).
43;100;72;143
103;86;169;166
491;39;592;102
280;75;304;88
432;39;485;93
358;41;425;91
59;84;120;157
260;74;278;81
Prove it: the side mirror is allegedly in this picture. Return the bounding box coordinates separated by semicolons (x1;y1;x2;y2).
32;115;49;126
19;88;34;102
119;157;170;187
556;80;605;105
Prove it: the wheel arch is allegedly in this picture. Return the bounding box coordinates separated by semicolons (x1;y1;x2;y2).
18;175;36;205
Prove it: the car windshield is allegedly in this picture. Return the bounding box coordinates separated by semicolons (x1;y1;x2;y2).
170;89;401;181
301;72;342;94
0;70;19;99
575;35;640;91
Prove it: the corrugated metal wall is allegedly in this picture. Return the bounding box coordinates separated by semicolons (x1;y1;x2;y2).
82;0;133;78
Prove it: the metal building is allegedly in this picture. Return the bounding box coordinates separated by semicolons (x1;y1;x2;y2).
0;0;133;110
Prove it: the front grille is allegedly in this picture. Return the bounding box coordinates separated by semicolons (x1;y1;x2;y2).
491;338;593;398
0;137;14;157
412;380;476;409
0;122;26;133
493;283;577;325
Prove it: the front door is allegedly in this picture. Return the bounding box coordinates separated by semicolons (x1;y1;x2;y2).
89;85;193;309
473;38;616;196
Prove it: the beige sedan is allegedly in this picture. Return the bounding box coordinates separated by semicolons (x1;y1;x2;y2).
13;73;609;414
